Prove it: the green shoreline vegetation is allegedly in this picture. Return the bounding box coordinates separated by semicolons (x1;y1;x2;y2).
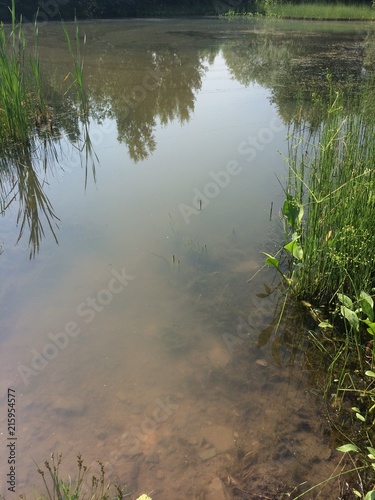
263;72;375;496
265;2;375;20
224;2;375;20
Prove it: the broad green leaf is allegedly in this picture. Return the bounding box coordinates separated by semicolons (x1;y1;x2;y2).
360;290;374;308
338;293;353;310
367;447;375;456
282;194;304;231
364;491;375;500
318;321;333;329
336;443;360;453
363;319;375;336
352;489;362;498
262;253;279;270
365;370;375;378
360;291;374;321
284;239;304;261
341;305;359;332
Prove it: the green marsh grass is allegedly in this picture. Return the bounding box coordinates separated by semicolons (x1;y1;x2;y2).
63;20;88;116
0;1;87;149
0;2;47;145
283;77;375;305
223;2;375;20
268;2;375;20
274;74;375;495
0;3;92;257
0;0;60;258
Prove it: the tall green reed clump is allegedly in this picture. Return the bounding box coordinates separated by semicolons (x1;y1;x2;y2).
63;20;88;116
0;1;48;146
283;76;375;306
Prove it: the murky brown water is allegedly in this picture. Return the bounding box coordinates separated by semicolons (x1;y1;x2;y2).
1;17;374;499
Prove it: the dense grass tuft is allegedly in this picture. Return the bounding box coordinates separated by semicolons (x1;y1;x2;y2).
0;2;48;145
282;74;375;305
0;1;87;150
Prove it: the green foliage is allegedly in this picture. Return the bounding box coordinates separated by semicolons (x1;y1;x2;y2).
223;0;375;19
266;2;375;19
0;2;87;148
264;74;375;495
279;75;375;305
62;20;88;116
263;194;304;293
282;194;303;233
0;3;93;257
0;0;45;143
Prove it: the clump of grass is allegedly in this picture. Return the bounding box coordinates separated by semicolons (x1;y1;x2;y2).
62;20;88;116
2;452;154;500
0;1;87;149
0;1;48;145
30;453;126;500
0;2;91;257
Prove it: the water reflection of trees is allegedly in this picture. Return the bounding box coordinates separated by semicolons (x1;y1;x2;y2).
79;26;374;156
222;30;373;124
88;48;208;162
2;25;374;256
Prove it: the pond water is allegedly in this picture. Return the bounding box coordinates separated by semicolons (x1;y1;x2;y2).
1;17;374;499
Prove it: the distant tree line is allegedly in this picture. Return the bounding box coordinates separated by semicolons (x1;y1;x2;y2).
0;0;370;22
0;0;253;22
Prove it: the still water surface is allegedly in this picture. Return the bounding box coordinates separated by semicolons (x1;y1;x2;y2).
1;17;374;499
